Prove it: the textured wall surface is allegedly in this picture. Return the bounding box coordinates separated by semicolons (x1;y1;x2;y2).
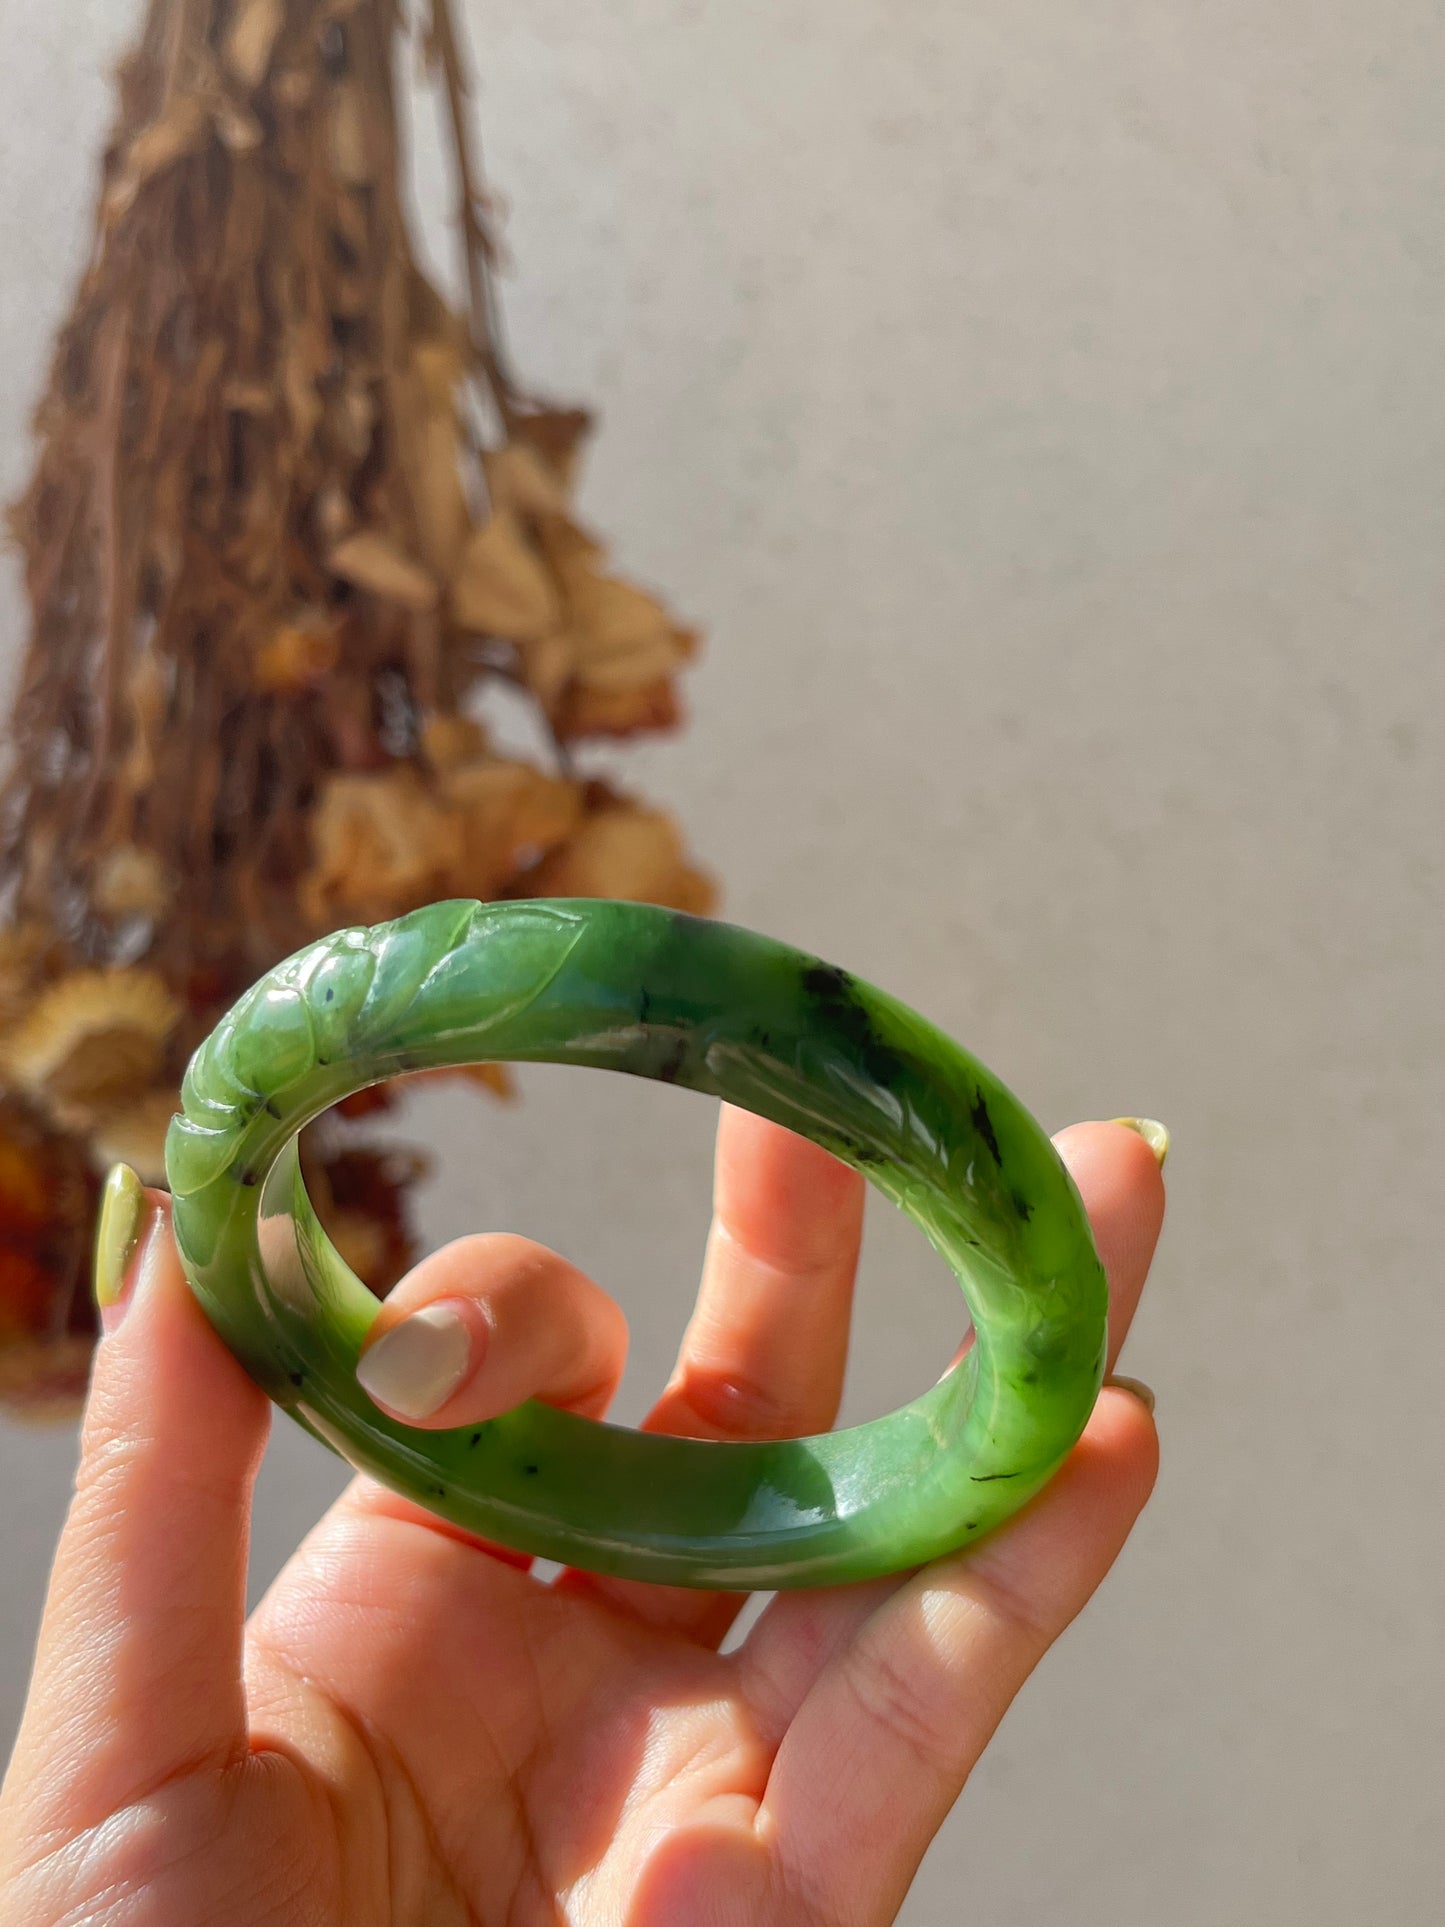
2;4;1443;1922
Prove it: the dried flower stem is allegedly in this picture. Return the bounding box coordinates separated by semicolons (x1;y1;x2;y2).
0;0;713;1417
427;0;518;426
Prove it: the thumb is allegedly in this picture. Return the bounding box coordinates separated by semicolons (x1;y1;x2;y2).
3;1167;269;1841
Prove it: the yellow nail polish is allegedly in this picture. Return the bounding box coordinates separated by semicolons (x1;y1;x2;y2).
95;1164;146;1312
1105;1374;1157;1414
1111;1118;1170;1168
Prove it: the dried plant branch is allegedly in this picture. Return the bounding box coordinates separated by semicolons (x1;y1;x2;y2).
0;0;714;1416
426;0;518;423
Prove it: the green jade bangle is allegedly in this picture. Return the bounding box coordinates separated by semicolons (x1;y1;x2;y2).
165;898;1107;1590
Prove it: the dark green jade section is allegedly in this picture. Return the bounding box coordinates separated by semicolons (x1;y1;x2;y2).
166;899;1107;1589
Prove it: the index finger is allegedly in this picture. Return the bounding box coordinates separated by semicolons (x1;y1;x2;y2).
1;1178;270;1844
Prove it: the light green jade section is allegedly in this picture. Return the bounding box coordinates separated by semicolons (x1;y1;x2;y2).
165;899;1107;1589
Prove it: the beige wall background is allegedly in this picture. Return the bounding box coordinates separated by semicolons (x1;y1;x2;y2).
2;3;1442;1922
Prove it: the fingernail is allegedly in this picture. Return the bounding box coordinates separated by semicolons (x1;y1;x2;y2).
356;1302;474;1420
94;1164;147;1327
1106;1374;1156;1414
1111;1118;1170;1168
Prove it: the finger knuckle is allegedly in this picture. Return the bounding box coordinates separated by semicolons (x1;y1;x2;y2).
671;1364;819;1441
841;1641;959;1778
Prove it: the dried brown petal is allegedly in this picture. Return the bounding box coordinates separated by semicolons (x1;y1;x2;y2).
222;377;274;414
483;441;573;521
510;408;593;493
563;564;673;654
2;970;181;1120
0;926;53;1034
0;1095;96;1253
516;631;577;710
212;95;265;155
554;676;684;742
328;531;439;612
284;329;326;448
404;1062;515;1101
420;714;490;771
331;382;378;462
413;338;468;409
534;511;607;577
120;649;171;796
0;1335;95;1424
306;1140;426;1295
325;1210;389;1286
334;1084;397;1121
407;383;472;579
107;96;209;221
39;1038;173;1130
329;83;372;185
271;65;313;110
538;551;697;735
0;1246;54;1347
313;481;354;546
255;613;341;694
407;269;472;360
0;1132;55;1239
93;846;174;921
525;805;714;915
441;759;584;895
225;0;286;91
91;1090;178;1186
451;510;560;640
301;769;464;926
456;1062;515;1100
578;630;691;695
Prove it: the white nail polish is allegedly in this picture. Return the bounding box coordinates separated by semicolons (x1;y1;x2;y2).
357;1304;471;1420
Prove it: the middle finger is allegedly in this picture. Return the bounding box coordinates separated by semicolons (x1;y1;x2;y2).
553;1103;865;1644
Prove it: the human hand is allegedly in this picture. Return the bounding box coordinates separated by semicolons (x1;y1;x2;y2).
0;1109;1162;1926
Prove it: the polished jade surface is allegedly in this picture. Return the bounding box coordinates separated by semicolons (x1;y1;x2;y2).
165;899;1107;1589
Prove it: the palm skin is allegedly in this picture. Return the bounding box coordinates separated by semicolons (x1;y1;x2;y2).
0;1113;1162;1927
